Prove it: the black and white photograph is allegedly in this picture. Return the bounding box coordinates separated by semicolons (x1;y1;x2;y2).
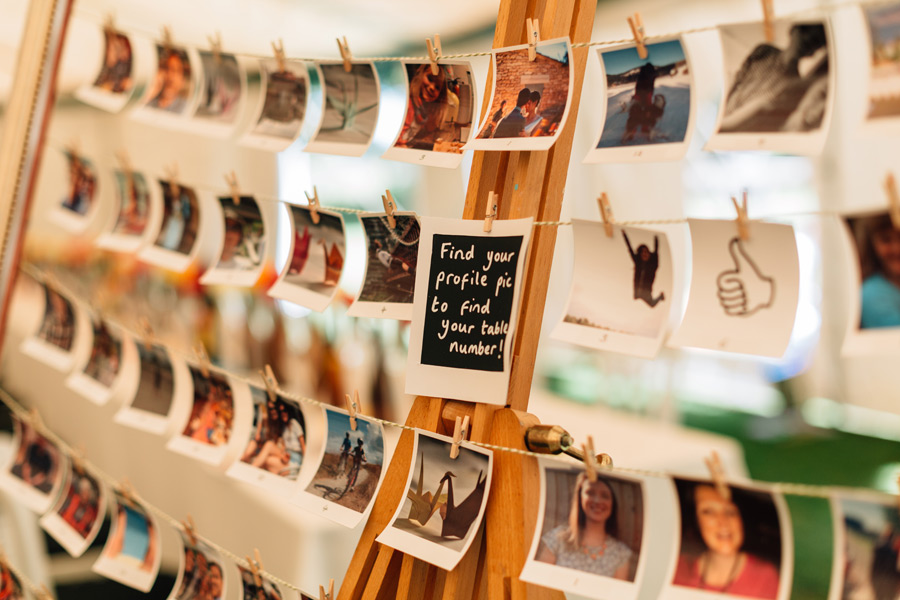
40;463;106;558
468;38;573;151
305;61;380;156
376;430;493;571
200;196;268;287
114;343;187;434
95;169;156;254
74;27;134;112
382;61;476;168
139;179;202;273
92;492;162;593
169;531;228;600
65;318;124;405
268;205;346;312
864;3;900;122
0;419;66;514
190;50;245;137
348;212;420;320
553;221;673;358
20;283;81;372
706;20;833;154
586;37;694;163
241;57;309;152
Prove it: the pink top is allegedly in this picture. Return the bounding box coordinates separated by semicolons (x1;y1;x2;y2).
673;553;780;599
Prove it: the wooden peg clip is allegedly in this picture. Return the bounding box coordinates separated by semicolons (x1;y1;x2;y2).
28;408;45;434
598;193;615;238
271;39;287;72
627;13;648;60
450;415;470;460
381;190;397;229
426;35;443;76
260;364;279;403
137;316;155;350
336;36;353;72
345;390;360;431
526;18;541;61
71;443;87;475
731;190;749;241
164;163;180;199
484;192;498;233
885;173;900;230
36;584;53;600
224;170;241;206
194;342;210;379
208;31;223;63
103;12;116;34
161;26;173;52
305;186;321;225
581;435;599;482
246;548;264;588
319;578;335;600
704;451;731;502
761;0;775;43
181;514;198;546
118;478;137;504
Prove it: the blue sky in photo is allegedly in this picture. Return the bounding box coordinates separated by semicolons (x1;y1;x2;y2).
324;409;384;464
536;40;569;63
601;40;686;76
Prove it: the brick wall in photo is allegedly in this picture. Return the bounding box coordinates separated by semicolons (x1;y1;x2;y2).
491;47;569;119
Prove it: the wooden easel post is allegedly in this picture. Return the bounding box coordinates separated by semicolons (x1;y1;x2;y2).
339;0;595;598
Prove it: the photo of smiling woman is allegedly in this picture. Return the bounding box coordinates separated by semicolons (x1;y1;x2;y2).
672;478;785;600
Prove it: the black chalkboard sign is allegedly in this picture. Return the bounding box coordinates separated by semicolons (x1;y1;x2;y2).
420;233;524;372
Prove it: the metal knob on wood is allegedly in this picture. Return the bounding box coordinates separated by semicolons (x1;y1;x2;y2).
524;424;613;467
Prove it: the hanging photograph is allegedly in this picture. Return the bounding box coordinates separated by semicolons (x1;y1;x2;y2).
585;36;694;163
663;477;792;600
377;430;493;571
169;530;228;600
863;3;900;123
190;49;245;137
114;343;189;435
0;419;66;514
238;565;282;600
305;61;380;156
40;464;106;558
241;58;309;152
553;221;673;358
20;283;81;372
92;491;162;593
48;149;101;234
226;385;309;497
138;179;203;273
268;204;346;312
706;20;833;154
669;219;800;357
294;406;386;528
95;169;159;254
382;60;477;168
200;196;269;288
467;38;573;151
520;461;649;600
133;42;200;126
405;216;532;405
829;493;900;600
347;212;420;320
65;318;125;405
74;26;134;112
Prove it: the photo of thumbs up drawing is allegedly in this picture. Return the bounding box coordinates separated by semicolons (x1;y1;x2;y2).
716;237;775;316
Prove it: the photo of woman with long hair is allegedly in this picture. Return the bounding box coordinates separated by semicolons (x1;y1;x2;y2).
846;213;900;329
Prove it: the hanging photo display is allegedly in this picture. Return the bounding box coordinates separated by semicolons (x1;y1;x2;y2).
585;37;694;163
305;61;380;156
553;221;674;358
65;318;125;405
241;57;310;152
48;149;101;234
268;204;346;312
669;219;800;357
863;2;900;124
829;493;900;600
294;406;386;528
405;216;532;405
40;463;106;558
74;26;134;112
0;419;66;514
377;430;493;571
115;342;189;435
20;283;83;372
92;491;162;593
467;38;573;151
238;566;283;600
133;42;200;126
138;179;203;273
191;49;245;137
347;212;421;320
199;196;269;288
95;168;158;253
705;19;833;154
169;531;229;600
382;60;477;168
662;477;792;600
226;385;309;497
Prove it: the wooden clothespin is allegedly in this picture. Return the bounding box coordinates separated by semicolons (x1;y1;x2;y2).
103;12;116;34
526;18;541;61
731;190;749;241
598;193;615;238
581;435;599;482
627;13;648;60
345;390;360;431
224;170;241;206
115;148;133;187
118;478;137;504
885;173;900;230
28;408;45;434
336;36;353;72
164;163;180;199
426;35;443;76
305;186;321;225
259;365;279;403
36;584;53;600
161;26;173;52
246;548;264;587
207;31;223;64
137;316;154;350
319;578;335;600
484;192;498;233
450;415;470;460
181;515;198;546
71;443;87;475
704;450;731;502
381;190;397;229
65;138;81;162
271;39;287;72
194;342;210;379
761;0;775;43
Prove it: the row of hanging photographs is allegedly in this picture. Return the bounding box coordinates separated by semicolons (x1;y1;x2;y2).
7;314;900;600
76;1;900;165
